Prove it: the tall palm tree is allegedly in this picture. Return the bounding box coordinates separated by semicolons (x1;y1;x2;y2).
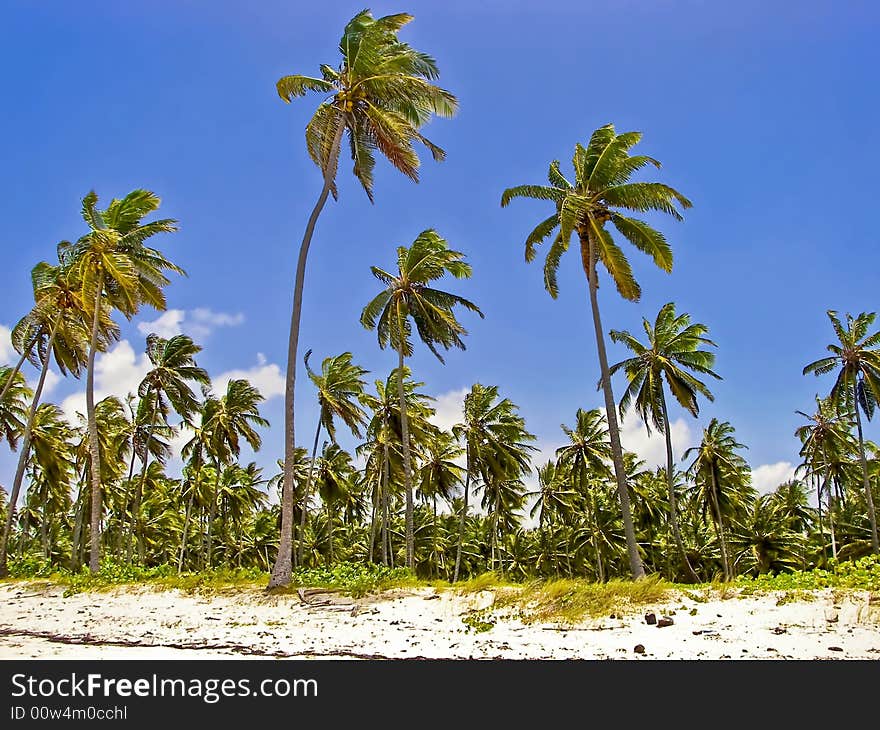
297;350;369;566
451;383;535;581
609;302;720;581
684;418;750;580
270;10;457;588
66;189;180;572
129;333;209;559
501;124;691;579
528;460;576;529
804;310;880;554
361;230;483;568
203;379;269;567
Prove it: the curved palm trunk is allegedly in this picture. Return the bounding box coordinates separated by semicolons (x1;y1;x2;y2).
297;417;322;568
0;332;39;404
659;392;700;583
709;464;731;581
453;444;471;583
581;232;644;579
853;380;879;554
0;324;58;577
395;350;416;570
269;120;346;589
86;275;105;574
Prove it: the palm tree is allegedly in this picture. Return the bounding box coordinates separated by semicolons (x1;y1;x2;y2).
66;190;180;572
528;460;576;529
684;418;750;580
314;442;356;564
361;230;483;568
452;383;534;581
418;431;464;576
501;124;691;579
0;367;30;453
203;379;269;567
795;396;857;559
804;310;880;554
270;10;457;588
129;333;209;559
609;302;720;581
297;351;369;566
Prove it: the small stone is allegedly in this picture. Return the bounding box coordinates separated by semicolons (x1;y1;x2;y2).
634;644;646;654
828;646;844;652
644;612;657;625
657;617;674;628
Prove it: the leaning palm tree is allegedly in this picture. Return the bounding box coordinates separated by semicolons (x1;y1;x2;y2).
804;310;880;554
66;189;180;572
609;302;720;581
269;10;457;588
0;367;30;453
684;418;750;581
361;230;483;568
501;124;691;579
296;350;369;566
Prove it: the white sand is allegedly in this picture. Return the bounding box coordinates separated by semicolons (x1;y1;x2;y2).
1;581;878;660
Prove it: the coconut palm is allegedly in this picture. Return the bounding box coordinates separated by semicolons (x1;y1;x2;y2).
609;302;720;581
128;333;209;559
528;460;576;529
804;310;880;554
361;230;483;568
202;379;269;567
0;367;30;453
297;350;368;566
65;189;180;572
684;418;750;580
795;396;857;559
270;9;457;588
501;124;691;579
417;431;463;576
451;383;534;581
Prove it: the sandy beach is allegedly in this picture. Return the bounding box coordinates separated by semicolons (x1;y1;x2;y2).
1;581;878;660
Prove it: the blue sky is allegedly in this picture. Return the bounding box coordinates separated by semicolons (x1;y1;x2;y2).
2;0;878;494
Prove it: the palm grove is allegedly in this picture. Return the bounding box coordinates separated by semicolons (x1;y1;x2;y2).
1;11;878;586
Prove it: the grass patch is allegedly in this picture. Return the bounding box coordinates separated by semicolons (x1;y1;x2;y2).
736;556;880;595
493;575;671;625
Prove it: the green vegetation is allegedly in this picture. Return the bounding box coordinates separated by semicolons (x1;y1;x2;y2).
1;9;879;598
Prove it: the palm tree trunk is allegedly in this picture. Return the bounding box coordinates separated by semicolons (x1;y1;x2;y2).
581;232;644;579
206;458;220;568
178;484;196;573
297;417;322;567
0;332;39;404
70;483;85;571
128;390;156;562
269;119;345;589
381;442;390;566
0;322;58;577
86;274;105;574
453;445;470;583
709;465;731;581
395;347;415;569
852;379;879;554
659;392;700;583
432;495;438;579
368;471;379;564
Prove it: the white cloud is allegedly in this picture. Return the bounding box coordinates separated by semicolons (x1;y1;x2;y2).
0;324;14;364
619;406;695;468
751;461;796;494
213;353;285;400
137;307;244;340
61;340;151;421
429;387;468;433
137;309;185;338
